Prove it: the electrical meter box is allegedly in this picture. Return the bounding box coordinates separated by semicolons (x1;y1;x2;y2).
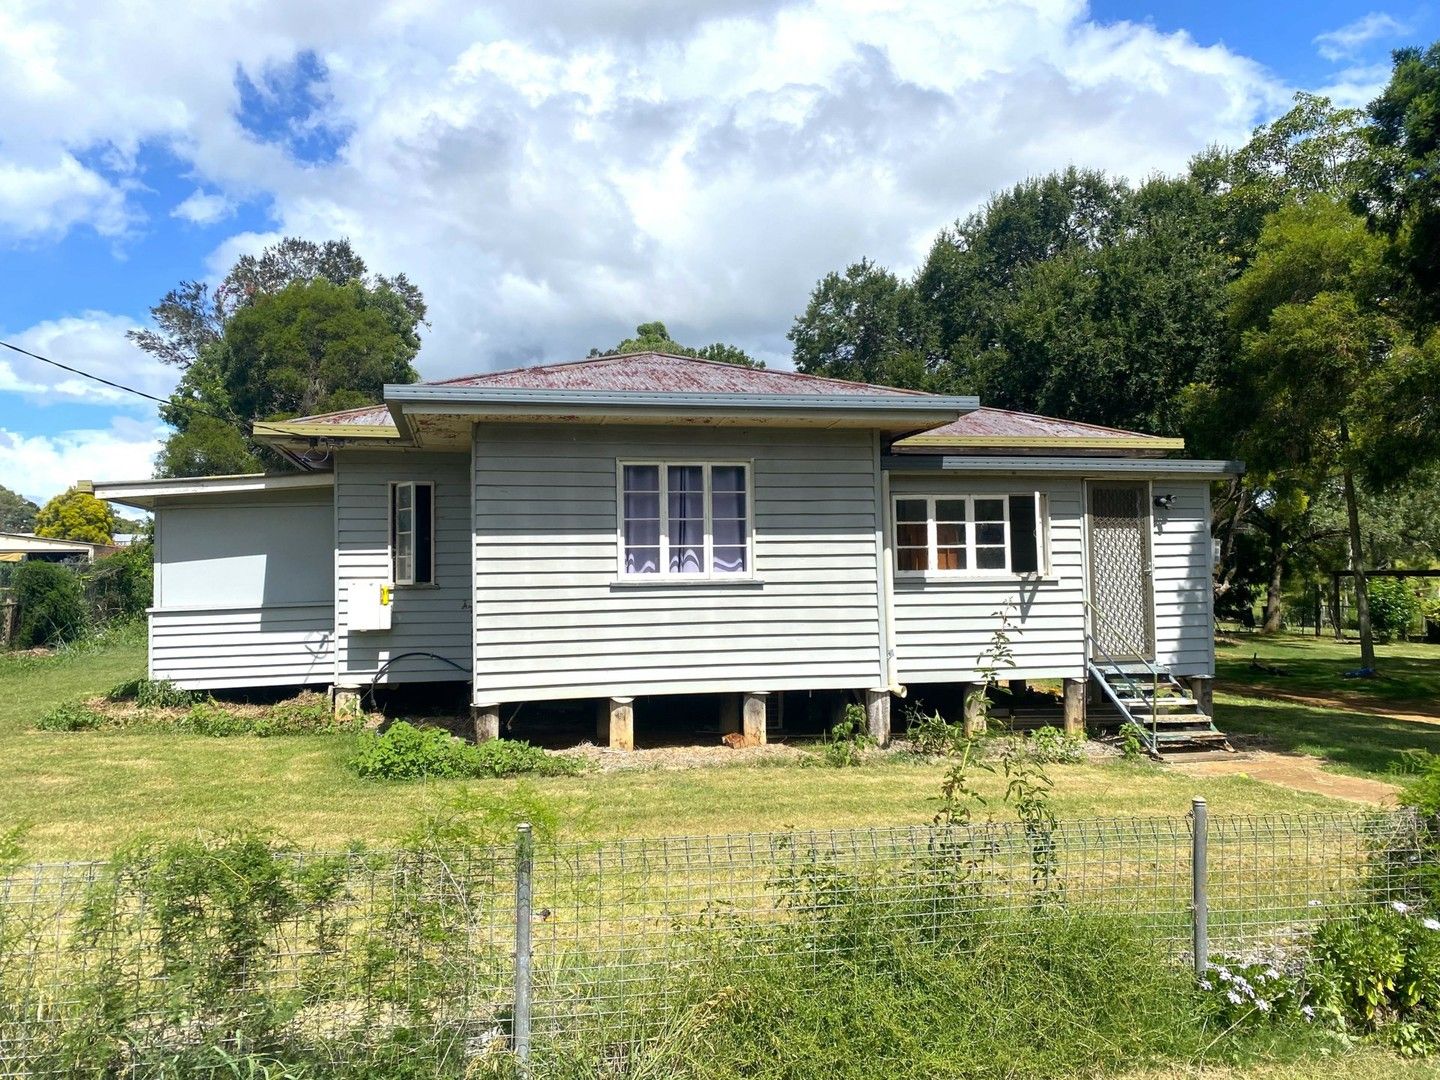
348;582;394;632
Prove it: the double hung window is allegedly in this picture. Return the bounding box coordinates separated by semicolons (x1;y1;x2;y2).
620;463;751;577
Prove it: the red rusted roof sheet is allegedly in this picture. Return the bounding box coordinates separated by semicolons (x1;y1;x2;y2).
288;352;924;426
909;407;1170;442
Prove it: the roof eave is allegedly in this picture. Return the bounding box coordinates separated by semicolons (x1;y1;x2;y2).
384;385;977;432
893;435;1187;453
881;455;1244;479
90;472;335;510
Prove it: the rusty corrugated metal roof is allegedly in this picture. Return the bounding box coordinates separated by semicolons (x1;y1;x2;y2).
910;407;1170;442
288;352;925;426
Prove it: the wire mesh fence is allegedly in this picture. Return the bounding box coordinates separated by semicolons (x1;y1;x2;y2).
0;808;1430;1076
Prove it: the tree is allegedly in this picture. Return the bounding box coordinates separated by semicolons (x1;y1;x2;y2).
1359;42;1440;329
589;321;763;367
0;485;39;532
1222;198;1440;669
788;259;933;388
34;487;116;545
137;238;428;477
129;237;425;370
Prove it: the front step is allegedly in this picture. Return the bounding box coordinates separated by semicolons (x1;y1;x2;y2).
1087;657;1232;760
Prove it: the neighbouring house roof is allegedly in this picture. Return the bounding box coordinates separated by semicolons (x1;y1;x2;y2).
0;532;110;561
892;407;1186;456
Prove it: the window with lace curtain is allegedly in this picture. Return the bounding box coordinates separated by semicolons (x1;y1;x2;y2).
619;462;751;577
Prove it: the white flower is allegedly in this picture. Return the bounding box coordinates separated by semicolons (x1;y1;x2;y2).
1256;999;1271;1013
1217;969;1233;982
1227;991;1243;1005
1199;980;1213;991
1302;1005;1316;1022
1424;918;1440;932
1265;967;1281;980
1308;900;1323;908
1392;900;1411;914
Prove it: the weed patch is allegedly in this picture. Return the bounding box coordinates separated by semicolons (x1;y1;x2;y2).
348;722;585;781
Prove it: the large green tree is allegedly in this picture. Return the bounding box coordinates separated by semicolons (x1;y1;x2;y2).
789;259;932;388
0;485;39;532
34;487;117;545
1220;198;1440;668
136;238;427;477
1360;42;1440;328
589;320;763;368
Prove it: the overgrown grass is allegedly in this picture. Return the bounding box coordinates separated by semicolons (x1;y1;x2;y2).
0;621;147;737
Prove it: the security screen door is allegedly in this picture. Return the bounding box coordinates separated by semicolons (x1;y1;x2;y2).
1087;482;1155;660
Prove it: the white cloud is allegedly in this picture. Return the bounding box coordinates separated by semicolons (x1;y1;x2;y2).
0;417;164;501
0;0;1292;372
171;188;236;225
1;312;177;408
1314;12;1407;62
0;152;132;239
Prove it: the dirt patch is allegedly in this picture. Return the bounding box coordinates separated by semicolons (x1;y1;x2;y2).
1167;750;1399;806
1217;683;1440;725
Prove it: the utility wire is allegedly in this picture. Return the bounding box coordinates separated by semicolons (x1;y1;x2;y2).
0;337;244;428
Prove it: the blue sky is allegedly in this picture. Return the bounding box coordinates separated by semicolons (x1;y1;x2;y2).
0;1;1430;500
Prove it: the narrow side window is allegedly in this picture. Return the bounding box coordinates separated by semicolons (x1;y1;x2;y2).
1008;493;1039;574
894;498;930;572
391;482;435;586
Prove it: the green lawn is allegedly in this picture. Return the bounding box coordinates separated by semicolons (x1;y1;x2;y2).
0;631;1349;862
1215;632;1440;781
1216;629;1440;708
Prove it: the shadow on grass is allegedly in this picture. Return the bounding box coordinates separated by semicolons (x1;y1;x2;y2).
1221;697;1440;779
1215;631;1440;709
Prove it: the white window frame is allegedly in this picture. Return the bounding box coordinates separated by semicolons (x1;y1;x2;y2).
389;480;436;586
892;492;1048;578
616;460;755;579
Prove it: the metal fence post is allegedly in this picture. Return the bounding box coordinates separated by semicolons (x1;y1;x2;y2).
1191;797;1208;979
514;822;533;1064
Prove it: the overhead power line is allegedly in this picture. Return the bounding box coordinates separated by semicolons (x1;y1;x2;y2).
0;337;241;428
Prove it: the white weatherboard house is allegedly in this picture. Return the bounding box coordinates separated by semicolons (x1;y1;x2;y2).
91;353;1241;756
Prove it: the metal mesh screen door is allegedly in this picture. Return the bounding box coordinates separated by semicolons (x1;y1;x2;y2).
1088;482;1154;659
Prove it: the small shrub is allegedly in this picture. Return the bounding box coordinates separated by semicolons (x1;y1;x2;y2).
1308;904;1440;1050
1369;578;1423;642
348;722;583;780
1118;722;1147;760
1024;725;1084;765
906;708;967;757
178;700;253;737
34;701;106;731
83;542;153;623
108;677;199;708
822;704;874;768
1199;957;1307;1030
10;560;87;647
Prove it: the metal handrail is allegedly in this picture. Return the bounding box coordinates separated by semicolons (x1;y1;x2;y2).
1083;599;1164;750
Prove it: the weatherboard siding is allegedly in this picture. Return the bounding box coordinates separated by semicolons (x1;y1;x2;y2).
150;605;335;689
1151;480;1214;677
334;451;474;684
148;491;335;689
470;423;886;703
889;475;1088;683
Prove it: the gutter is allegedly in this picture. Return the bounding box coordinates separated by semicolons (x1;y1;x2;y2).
881;455;1245;479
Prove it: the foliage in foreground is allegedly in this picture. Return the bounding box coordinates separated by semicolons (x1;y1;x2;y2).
348;721;586;780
